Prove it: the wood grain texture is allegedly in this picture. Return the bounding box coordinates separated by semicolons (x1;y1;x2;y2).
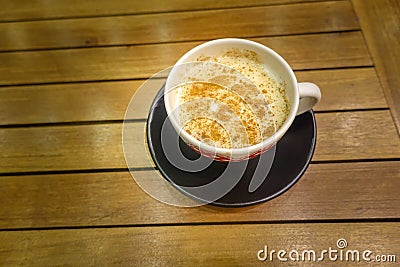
0;32;372;86
0;79;161;125
0;1;358;51
0;0;337;22
297;68;387;111
0;1;398;264
314;110;400;161
0;223;398;266
0;111;399;173
0;123;136;173
352;0;400;133
0;68;387;125
0;162;399;228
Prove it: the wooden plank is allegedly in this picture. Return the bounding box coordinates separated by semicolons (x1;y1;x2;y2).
314;110;400;161
0;79;161;125
0;162;398;228
0;32;372;86
297;68;387;111
0;111;399;173
0;1;358;51
0;223;398;266
0;68;387;126
352;0;400;133
0;0;337;22
0;123;134;173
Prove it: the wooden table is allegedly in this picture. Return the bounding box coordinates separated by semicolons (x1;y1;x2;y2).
1;0;399;265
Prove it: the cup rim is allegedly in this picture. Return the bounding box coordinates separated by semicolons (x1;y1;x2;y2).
164;38;299;158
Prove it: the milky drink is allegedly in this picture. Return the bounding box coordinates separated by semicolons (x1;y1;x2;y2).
177;48;290;149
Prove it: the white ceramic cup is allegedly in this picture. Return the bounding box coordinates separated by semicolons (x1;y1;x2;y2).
164;38;321;161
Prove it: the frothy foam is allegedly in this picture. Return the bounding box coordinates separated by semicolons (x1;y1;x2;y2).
177;48;290;149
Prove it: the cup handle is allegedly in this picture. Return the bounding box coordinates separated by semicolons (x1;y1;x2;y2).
297;82;321;115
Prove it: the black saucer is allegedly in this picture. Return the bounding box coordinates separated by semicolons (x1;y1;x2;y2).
146;85;316;207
